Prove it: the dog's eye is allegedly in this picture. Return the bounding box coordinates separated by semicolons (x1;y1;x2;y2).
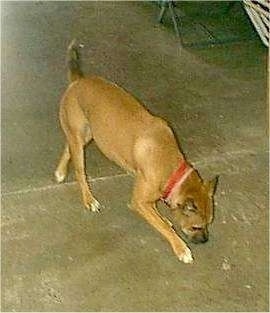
191;226;202;231
186;200;197;212
182;200;197;216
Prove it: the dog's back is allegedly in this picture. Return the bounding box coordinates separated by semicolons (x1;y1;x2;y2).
62;41;180;174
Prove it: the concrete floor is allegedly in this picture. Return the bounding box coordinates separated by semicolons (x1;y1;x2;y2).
1;1;269;311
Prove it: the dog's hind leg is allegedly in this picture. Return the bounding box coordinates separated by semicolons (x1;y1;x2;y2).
68;134;100;212
56;94;100;211
55;143;71;183
55;121;93;184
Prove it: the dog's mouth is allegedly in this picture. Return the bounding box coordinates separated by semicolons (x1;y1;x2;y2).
180;228;209;244
190;233;208;244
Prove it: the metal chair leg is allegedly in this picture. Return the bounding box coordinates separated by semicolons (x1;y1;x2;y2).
157;0;183;46
168;1;180;37
158;5;166;23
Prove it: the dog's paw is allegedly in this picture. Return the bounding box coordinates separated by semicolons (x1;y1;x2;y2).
177;246;194;264
54;170;66;183
83;194;101;213
89;198;101;213
173;240;194;264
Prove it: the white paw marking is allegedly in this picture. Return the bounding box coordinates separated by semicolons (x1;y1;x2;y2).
90;198;101;213
178;247;194;264
54;171;65;183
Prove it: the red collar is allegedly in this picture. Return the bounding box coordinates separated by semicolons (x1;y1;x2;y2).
161;161;193;203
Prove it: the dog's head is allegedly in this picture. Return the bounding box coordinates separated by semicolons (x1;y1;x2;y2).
169;172;218;244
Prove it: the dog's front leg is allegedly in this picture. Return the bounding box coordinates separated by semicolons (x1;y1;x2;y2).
131;176;193;264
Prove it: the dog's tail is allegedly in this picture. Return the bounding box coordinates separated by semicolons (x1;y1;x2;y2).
66;39;84;82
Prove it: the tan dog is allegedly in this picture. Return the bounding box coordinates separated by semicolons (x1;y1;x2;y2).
55;40;218;263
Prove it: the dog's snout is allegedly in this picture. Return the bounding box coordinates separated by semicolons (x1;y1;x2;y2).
191;232;208;244
200;233;208;243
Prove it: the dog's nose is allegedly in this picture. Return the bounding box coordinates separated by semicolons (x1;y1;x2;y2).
200;234;208;243
192;233;208;244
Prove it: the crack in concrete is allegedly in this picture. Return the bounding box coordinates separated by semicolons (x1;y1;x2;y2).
2;149;267;197
2;173;130;197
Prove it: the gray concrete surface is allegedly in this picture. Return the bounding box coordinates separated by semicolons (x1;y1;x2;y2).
1;1;269;311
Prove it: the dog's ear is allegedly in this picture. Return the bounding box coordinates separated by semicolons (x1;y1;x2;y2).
205;176;219;197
